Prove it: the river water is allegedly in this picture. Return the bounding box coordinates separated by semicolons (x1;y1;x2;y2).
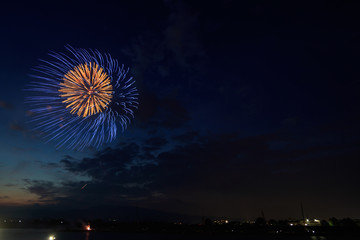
0;228;355;240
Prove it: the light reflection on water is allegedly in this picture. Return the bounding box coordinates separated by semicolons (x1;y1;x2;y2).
0;229;87;240
0;228;357;240
310;236;327;240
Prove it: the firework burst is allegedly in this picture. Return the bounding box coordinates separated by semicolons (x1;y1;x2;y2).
26;45;138;150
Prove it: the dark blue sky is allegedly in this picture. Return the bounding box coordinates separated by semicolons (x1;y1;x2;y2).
0;0;359;220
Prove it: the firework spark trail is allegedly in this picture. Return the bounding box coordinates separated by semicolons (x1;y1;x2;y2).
25;45;139;150
59;62;113;117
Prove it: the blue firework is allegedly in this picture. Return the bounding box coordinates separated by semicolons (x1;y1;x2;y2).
25;45;139;150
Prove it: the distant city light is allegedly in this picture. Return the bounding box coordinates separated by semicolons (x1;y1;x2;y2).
213;219;230;225
86;224;91;231
48;235;56;240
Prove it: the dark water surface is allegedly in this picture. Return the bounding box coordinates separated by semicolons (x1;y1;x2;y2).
0;229;356;240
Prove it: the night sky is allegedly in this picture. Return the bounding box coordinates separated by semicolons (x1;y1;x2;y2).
0;0;360;221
